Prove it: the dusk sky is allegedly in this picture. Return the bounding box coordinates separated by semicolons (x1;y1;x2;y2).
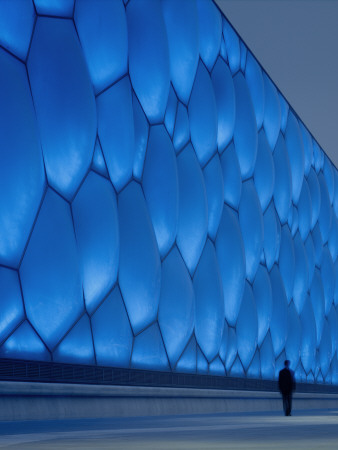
215;0;338;168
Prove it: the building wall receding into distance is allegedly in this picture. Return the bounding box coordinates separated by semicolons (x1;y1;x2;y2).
0;0;337;385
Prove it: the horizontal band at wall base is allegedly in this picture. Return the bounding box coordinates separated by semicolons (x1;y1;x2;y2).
1;381;338;421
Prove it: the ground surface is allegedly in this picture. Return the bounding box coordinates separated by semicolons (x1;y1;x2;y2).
0;409;338;449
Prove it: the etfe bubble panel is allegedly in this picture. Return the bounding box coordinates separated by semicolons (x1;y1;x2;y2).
0;0;337;385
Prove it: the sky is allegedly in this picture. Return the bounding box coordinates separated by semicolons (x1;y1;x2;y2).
215;0;338;168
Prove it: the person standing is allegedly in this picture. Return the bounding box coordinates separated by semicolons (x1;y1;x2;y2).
278;360;296;416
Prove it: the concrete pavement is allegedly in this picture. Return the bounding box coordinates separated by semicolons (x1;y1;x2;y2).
0;409;338;449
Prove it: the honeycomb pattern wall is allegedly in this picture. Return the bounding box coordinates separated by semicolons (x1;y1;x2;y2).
0;0;337;384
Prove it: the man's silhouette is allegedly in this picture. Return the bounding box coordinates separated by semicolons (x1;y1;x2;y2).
278;360;295;416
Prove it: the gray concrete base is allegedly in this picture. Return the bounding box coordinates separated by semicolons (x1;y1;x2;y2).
1;381;338;421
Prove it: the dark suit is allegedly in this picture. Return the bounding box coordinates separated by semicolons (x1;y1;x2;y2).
278;367;295;416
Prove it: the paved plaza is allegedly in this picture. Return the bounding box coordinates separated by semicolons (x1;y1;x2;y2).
0;409;338;449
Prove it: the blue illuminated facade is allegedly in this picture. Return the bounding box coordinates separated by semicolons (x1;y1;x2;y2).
0;0;337;384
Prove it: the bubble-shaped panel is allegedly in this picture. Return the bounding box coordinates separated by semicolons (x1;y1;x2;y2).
75;0;127;95
321;246;335;316
72;171;119;314
263;202;281;271
118;182;161;335
279;94;289;133
328;216;338;263
53;315;95;365
127;0;170;122
220;36;227;61
0;268;24;343
233;72;258;180
194;240;224;362
307;167;321;229
334;170;338;217
273;133;292;224
313;141;323;173
310;269;325;346
307;372;315;383
0;49;45;267
245;51;264;129
253;265;273;346
263;73;281;150
197;0;222;71
91;288;133;368
34;0;74;17
222;19;240;74
158;247;195;367
289;206;299;238
131;323;169;371
92;139;108;178
203;154;224;241
164;86;177;138
305;233;316;288
211;58;236;152
162;0;199;104
176;337;196;373
176;145;208;275
318;172;332;244
293;232;309;315
240;41;247;72
270;265;288;357
215;205;246;327
28;17;96;200
299;122;313;177
319;320;332;378
335;261;338;306
300;295;317;374
229;357;245;377
197;347;209;374
295;363;307;383
209;357;225;376
312;223;324;267
219;321;228;364
279;225;295;304
0;0;35;60
132;93;149;181
239;180;264;282
236;282;258;370
173;103;190;153
284;112;305;204
254;130;275;213
275;351;287;379
247;351;260;379
143;125;178;258
260;333;275;379
20;189;83;350
225;328;237;371
220;143;242;210
328;305;337;357
298;178;312;241
285;302;301;369
0;321;50;362
188;61;217;167
97;76;134;192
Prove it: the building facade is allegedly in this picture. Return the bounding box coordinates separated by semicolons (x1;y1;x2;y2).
0;0;337;384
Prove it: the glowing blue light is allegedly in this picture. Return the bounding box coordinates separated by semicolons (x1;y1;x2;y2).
194;240;224;362
118;182;161;334
0;0;337;385
91;288;133;368
158;247;194;367
127;0;170;122
28;17;96;200
162;0;199;104
97;76;134;192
